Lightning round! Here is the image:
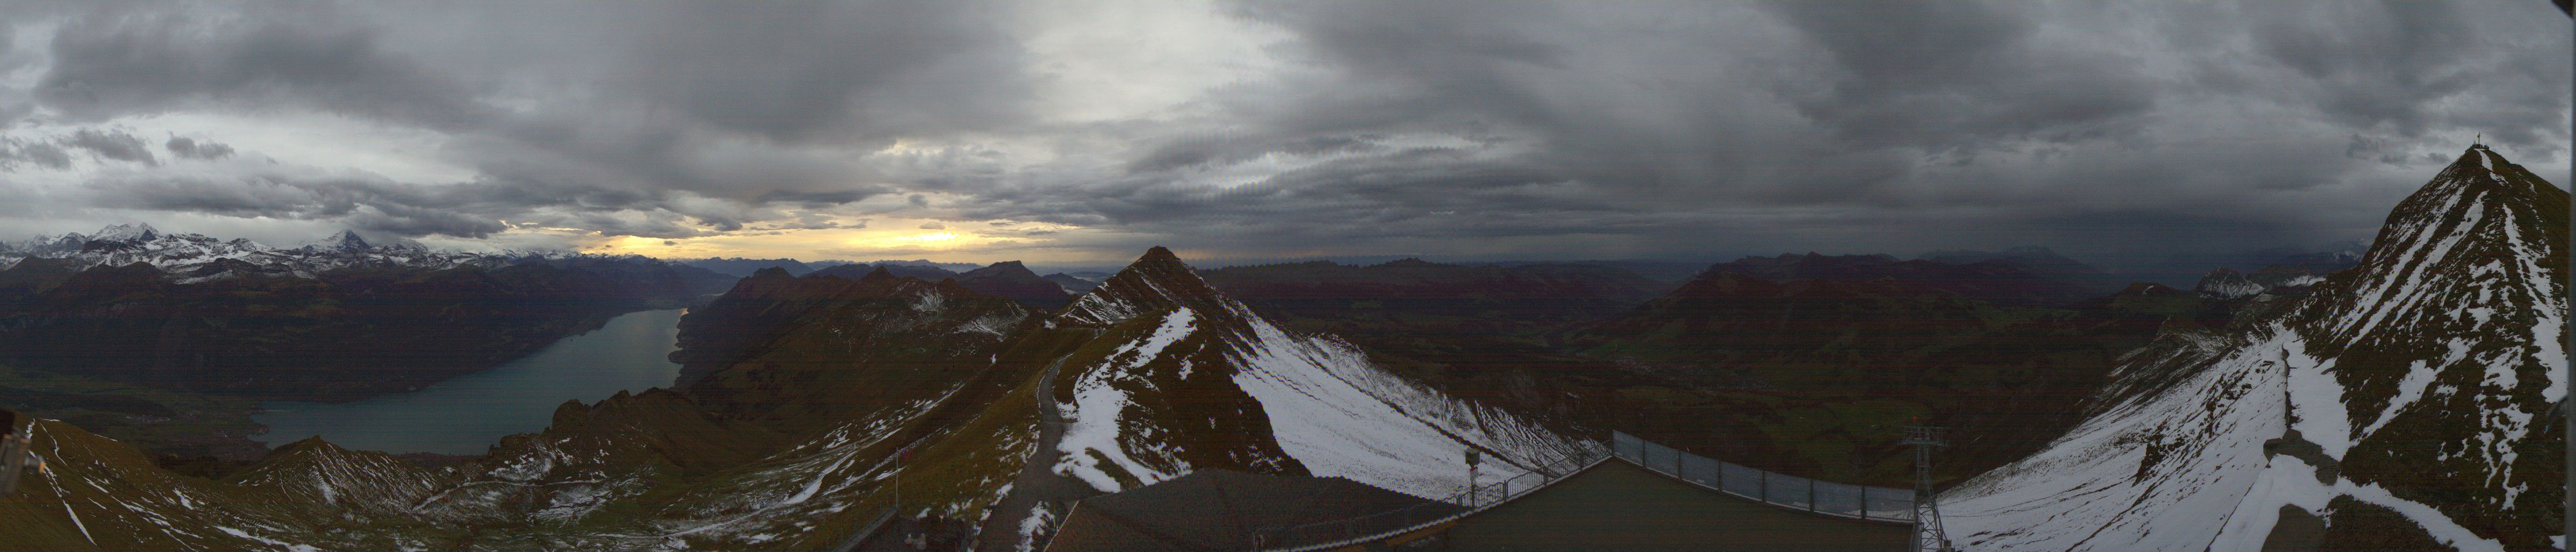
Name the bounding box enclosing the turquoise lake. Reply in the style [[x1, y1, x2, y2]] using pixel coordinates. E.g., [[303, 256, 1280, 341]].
[[252, 308, 688, 454]]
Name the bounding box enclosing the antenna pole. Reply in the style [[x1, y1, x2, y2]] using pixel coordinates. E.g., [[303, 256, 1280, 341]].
[[1903, 426, 1954, 552], [2555, 7, 2576, 544]]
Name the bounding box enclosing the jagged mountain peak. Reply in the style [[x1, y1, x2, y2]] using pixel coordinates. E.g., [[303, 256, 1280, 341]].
[[1943, 143, 2567, 550], [2304, 144, 2566, 343], [311, 229, 373, 251], [2195, 267, 2263, 299], [1058, 246, 1228, 326], [91, 222, 159, 242]]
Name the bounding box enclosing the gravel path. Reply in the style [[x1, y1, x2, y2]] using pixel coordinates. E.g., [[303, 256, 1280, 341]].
[[977, 339, 1101, 551]]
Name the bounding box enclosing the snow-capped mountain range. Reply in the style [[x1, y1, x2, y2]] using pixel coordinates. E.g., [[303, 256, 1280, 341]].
[[1941, 144, 2567, 551], [0, 224, 490, 280], [0, 224, 659, 283]]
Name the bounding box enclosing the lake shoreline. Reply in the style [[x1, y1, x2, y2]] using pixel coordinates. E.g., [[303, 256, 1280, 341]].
[[251, 308, 690, 455]]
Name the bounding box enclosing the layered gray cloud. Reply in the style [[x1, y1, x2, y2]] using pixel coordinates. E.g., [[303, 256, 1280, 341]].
[[164, 137, 234, 160], [0, 0, 2563, 268]]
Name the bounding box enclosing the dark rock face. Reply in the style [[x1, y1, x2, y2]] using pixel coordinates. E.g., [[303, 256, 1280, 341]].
[[1042, 272, 1099, 294], [952, 261, 1073, 309]]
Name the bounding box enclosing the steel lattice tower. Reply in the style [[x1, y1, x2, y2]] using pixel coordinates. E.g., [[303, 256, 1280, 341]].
[[1903, 426, 1955, 552]]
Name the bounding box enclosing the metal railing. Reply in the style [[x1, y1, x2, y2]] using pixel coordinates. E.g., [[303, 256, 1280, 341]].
[[828, 505, 899, 552], [1250, 448, 1609, 551], [1612, 431, 1914, 523]]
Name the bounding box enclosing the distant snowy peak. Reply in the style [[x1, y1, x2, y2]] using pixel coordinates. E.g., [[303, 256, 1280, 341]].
[[301, 230, 430, 253], [2195, 268, 2266, 299], [2191, 267, 2333, 300], [91, 222, 159, 242], [1942, 145, 2566, 551], [305, 230, 373, 252]]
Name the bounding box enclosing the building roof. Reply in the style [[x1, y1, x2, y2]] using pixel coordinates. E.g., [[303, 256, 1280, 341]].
[[1045, 469, 1460, 552]]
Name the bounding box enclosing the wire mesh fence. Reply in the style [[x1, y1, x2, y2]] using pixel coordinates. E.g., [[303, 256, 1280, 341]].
[[1250, 449, 1607, 551], [1611, 431, 1914, 523], [1250, 432, 1909, 550]]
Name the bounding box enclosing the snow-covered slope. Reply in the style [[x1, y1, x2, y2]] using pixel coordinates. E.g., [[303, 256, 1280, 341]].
[[0, 418, 451, 551], [228, 437, 458, 516], [1942, 144, 2567, 551], [1047, 247, 1599, 500]]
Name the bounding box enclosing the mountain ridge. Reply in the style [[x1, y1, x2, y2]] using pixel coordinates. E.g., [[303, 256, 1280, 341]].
[[1942, 145, 2567, 551]]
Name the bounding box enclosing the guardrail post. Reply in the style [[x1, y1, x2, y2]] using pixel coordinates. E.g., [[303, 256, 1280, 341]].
[[1758, 470, 1769, 502], [1807, 478, 1817, 513]]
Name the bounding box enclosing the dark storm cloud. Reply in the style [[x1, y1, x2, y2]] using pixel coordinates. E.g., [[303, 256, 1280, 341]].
[[2, 0, 2565, 265], [60, 128, 156, 164], [81, 173, 487, 236], [164, 136, 234, 160], [2235, 2, 2572, 156], [750, 215, 857, 232], [755, 189, 890, 208], [1010, 0, 2566, 261], [36, 4, 492, 128], [0, 140, 71, 169], [17, 1, 1023, 238], [604, 2, 1029, 143], [1765, 1, 2159, 152]]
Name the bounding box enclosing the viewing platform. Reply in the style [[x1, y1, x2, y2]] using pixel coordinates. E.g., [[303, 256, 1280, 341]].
[[1041, 431, 1913, 551]]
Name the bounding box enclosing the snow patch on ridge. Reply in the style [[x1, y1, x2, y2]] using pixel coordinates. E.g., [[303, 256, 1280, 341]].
[[1053, 308, 1198, 490], [1949, 148, 2566, 549], [1222, 301, 1596, 499], [2279, 337, 2348, 458], [1945, 327, 2510, 551]]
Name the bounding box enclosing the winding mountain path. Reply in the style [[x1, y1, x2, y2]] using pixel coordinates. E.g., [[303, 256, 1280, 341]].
[[979, 334, 1102, 551]]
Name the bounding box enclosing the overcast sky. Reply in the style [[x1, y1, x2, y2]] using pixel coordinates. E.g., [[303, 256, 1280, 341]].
[[0, 1, 2565, 268]]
